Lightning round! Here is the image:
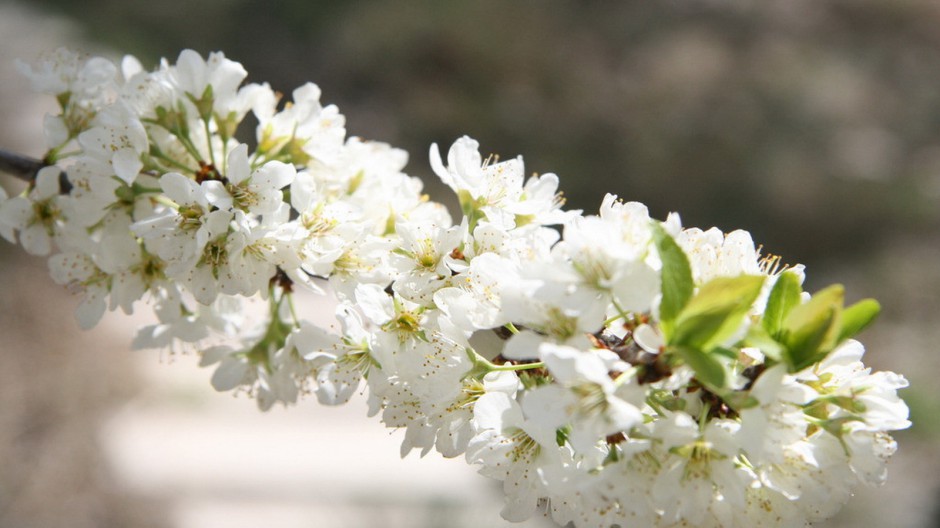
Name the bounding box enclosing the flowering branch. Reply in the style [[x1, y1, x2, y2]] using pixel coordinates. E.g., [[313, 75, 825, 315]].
[[0, 48, 911, 528]]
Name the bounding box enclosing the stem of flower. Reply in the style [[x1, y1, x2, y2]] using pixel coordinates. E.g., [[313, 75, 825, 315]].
[[611, 298, 632, 323], [603, 312, 625, 327], [150, 149, 197, 174], [50, 149, 82, 161], [489, 361, 545, 372], [203, 118, 217, 168], [151, 195, 179, 210], [285, 288, 300, 325], [465, 346, 544, 373], [612, 368, 637, 387]]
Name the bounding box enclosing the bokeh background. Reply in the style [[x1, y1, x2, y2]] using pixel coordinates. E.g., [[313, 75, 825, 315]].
[[1, 1, 939, 527]]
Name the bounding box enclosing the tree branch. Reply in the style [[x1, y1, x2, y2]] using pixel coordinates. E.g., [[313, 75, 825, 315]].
[[0, 148, 45, 182], [0, 148, 71, 193]]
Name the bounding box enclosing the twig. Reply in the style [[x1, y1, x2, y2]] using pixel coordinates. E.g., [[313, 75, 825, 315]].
[[0, 148, 71, 193], [0, 148, 44, 182]]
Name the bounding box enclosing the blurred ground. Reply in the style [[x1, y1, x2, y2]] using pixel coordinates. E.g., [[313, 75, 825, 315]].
[[0, 252, 167, 528], [98, 314, 558, 528], [1, 1, 939, 527]]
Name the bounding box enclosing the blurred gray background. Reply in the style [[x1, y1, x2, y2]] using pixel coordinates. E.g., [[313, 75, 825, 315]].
[[0, 1, 938, 527]]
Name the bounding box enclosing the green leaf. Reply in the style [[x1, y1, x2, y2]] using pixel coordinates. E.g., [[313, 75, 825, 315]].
[[720, 390, 760, 411], [672, 346, 727, 390], [347, 170, 365, 195], [457, 190, 487, 231], [743, 324, 785, 362], [187, 83, 215, 122], [56, 91, 71, 110], [763, 271, 802, 337], [821, 394, 868, 414], [711, 347, 739, 361], [818, 415, 865, 438], [217, 110, 239, 141], [670, 275, 765, 350], [781, 284, 844, 372], [652, 223, 694, 336], [785, 308, 838, 372], [556, 427, 570, 447], [839, 299, 880, 342]]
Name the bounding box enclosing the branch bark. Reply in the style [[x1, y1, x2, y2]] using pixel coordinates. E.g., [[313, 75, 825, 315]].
[[0, 148, 71, 193], [0, 148, 45, 182]]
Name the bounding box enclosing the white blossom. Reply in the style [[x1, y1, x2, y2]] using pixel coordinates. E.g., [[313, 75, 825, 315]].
[[1, 49, 911, 528], [0, 166, 64, 255], [203, 144, 294, 216]]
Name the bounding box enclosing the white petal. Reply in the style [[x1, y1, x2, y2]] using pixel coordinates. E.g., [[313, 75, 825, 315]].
[[253, 160, 295, 190], [0, 197, 33, 230], [355, 283, 394, 324], [473, 391, 522, 431], [202, 180, 232, 210], [43, 115, 69, 147], [501, 331, 547, 361], [315, 361, 361, 405], [160, 172, 202, 205], [211, 358, 250, 391], [34, 166, 62, 199], [226, 144, 251, 184], [20, 225, 52, 256], [112, 148, 143, 184], [175, 49, 207, 95], [76, 289, 107, 330]]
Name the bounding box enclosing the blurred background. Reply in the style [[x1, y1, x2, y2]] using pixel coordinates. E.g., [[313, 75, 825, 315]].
[[1, 0, 939, 526]]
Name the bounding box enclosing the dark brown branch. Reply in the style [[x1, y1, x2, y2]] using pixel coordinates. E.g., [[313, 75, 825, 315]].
[[0, 148, 71, 193], [0, 148, 45, 182]]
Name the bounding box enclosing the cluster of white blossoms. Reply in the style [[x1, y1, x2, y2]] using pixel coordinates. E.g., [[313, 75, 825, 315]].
[[0, 49, 910, 527]]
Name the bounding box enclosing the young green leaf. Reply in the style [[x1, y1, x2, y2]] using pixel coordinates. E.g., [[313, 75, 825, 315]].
[[672, 345, 727, 390], [711, 347, 739, 361], [458, 190, 488, 231], [743, 324, 785, 363], [669, 275, 765, 351], [781, 284, 844, 372], [651, 222, 693, 335], [785, 307, 838, 372], [763, 271, 802, 337], [721, 390, 760, 412], [839, 298, 880, 342]]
